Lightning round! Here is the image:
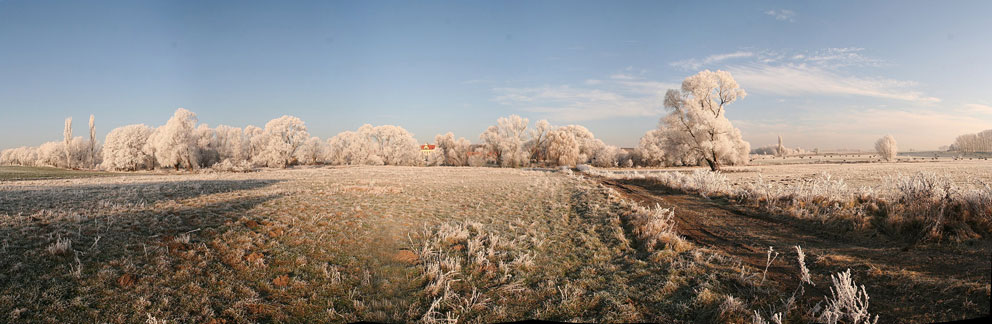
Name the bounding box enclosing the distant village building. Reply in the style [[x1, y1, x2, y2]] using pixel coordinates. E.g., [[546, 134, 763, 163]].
[[419, 144, 436, 161]]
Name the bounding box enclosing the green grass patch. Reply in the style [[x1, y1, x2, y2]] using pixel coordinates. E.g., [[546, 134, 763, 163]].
[[0, 165, 121, 181]]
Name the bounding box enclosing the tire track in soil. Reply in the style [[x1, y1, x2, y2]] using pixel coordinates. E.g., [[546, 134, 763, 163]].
[[593, 176, 991, 323]]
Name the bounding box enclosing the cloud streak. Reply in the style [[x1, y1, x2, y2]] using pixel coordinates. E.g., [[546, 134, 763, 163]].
[[670, 51, 754, 70], [765, 9, 796, 22], [728, 63, 940, 103], [493, 76, 679, 122]]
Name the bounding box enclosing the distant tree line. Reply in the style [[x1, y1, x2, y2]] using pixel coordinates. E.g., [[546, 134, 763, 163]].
[[949, 129, 992, 153], [2, 70, 759, 171]]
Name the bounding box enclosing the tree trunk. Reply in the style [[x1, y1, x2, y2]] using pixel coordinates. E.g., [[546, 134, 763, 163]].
[[705, 158, 720, 171]]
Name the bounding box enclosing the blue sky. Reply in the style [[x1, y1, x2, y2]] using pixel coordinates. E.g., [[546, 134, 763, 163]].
[[1, 0, 990, 151]]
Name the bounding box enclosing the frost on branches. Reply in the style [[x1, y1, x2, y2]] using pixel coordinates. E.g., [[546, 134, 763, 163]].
[[874, 135, 897, 161], [255, 115, 310, 168], [146, 108, 199, 170], [101, 124, 154, 171], [651, 70, 751, 171], [325, 124, 420, 166]]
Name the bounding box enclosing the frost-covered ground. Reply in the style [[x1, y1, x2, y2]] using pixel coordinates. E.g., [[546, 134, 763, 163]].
[[0, 166, 794, 323], [1, 164, 987, 322], [603, 159, 992, 192]]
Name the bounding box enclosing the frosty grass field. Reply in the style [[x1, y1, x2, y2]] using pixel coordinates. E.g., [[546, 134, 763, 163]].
[[0, 160, 989, 323]]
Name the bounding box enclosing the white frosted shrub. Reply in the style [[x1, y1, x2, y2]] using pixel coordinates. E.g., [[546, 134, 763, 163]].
[[591, 145, 621, 167], [818, 269, 878, 324], [792, 172, 851, 203], [683, 169, 732, 198], [636, 129, 666, 166], [625, 203, 682, 252], [893, 171, 954, 202]]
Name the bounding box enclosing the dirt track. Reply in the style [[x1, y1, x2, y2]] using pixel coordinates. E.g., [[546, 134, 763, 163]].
[[596, 177, 991, 323]]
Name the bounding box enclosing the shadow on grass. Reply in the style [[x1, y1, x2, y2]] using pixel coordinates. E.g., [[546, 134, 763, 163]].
[[0, 179, 283, 215], [0, 187, 286, 322], [0, 179, 284, 289]]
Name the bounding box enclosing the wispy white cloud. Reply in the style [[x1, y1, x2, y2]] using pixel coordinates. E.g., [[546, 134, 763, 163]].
[[728, 63, 940, 103], [765, 9, 796, 22], [802, 47, 883, 68], [670, 51, 754, 70], [493, 74, 679, 121], [609, 73, 636, 80]]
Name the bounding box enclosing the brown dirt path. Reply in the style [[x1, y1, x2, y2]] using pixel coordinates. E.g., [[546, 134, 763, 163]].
[[596, 177, 991, 323]]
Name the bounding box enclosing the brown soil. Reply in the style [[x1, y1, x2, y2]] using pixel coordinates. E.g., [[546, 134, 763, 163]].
[[597, 177, 991, 323]]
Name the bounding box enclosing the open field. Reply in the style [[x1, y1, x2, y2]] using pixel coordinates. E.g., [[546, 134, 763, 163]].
[[0, 165, 124, 181], [603, 159, 992, 191], [749, 152, 992, 166], [1, 164, 989, 322]]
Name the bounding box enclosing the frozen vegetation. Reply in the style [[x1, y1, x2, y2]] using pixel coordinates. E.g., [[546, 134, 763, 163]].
[[3, 166, 957, 322]]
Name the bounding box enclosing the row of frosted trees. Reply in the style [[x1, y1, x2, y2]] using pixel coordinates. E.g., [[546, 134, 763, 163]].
[[0, 116, 99, 169], [950, 129, 992, 153], [2, 70, 759, 171]]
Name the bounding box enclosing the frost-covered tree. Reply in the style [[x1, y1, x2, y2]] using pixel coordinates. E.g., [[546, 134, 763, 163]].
[[435, 132, 471, 166], [325, 124, 418, 166], [255, 115, 309, 167], [776, 135, 786, 157], [294, 136, 325, 165], [656, 70, 751, 171], [244, 125, 265, 162], [88, 115, 97, 168], [592, 145, 622, 167], [38, 141, 64, 167], [637, 129, 666, 166], [63, 117, 73, 169], [194, 124, 221, 167], [875, 135, 897, 161], [951, 129, 992, 153], [146, 108, 199, 170], [751, 145, 778, 155], [467, 146, 491, 167], [215, 125, 248, 163], [547, 128, 579, 167], [527, 119, 553, 163], [480, 115, 530, 167], [425, 144, 445, 166], [556, 125, 603, 164], [326, 125, 382, 166], [370, 125, 420, 165], [101, 124, 154, 171], [1, 147, 39, 166]]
